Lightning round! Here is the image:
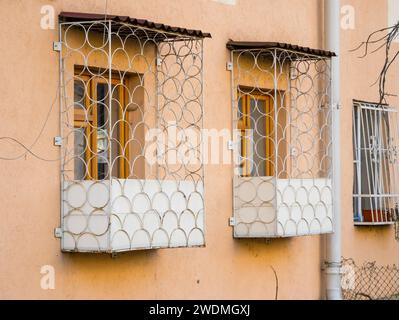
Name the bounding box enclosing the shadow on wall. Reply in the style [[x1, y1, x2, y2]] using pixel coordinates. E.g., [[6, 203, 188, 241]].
[[61, 247, 158, 265], [233, 236, 293, 252]]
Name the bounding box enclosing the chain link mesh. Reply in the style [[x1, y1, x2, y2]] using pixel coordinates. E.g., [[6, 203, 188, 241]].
[[341, 258, 399, 300]]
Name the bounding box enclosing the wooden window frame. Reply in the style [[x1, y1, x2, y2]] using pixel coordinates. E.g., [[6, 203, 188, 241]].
[[74, 72, 130, 180], [239, 92, 275, 177]]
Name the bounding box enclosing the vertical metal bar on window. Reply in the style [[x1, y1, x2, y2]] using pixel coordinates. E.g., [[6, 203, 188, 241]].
[[353, 104, 362, 221], [230, 50, 235, 177], [273, 49, 278, 179], [382, 108, 388, 221], [357, 106, 362, 220], [390, 111, 399, 220], [107, 19, 112, 251], [377, 108, 382, 220], [362, 107, 374, 221], [372, 108, 378, 222], [155, 43, 160, 180], [59, 23, 65, 248], [199, 39, 206, 242], [386, 110, 392, 220]]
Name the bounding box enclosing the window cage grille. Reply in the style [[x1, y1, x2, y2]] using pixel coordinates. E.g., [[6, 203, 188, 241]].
[[58, 13, 210, 253], [227, 42, 335, 238], [352, 100, 399, 225]]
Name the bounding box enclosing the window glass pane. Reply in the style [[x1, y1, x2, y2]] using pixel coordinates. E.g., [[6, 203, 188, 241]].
[[96, 83, 109, 180], [238, 96, 245, 176], [73, 79, 126, 180], [96, 82, 121, 179], [238, 94, 275, 178], [74, 128, 86, 180], [73, 80, 87, 180], [74, 81, 85, 106], [110, 86, 121, 178], [250, 98, 266, 177]]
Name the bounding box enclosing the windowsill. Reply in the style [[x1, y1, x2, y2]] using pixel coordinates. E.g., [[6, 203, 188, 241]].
[[354, 222, 395, 226]]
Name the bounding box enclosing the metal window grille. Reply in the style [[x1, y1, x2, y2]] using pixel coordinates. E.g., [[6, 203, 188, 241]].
[[59, 17, 208, 253], [352, 100, 399, 225], [229, 45, 334, 238]]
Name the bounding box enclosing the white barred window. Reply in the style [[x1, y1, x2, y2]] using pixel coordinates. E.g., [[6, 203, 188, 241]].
[[353, 100, 399, 225]]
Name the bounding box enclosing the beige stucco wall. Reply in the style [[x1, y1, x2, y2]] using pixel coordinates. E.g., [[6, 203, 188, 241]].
[[340, 0, 399, 265], [0, 0, 398, 299]]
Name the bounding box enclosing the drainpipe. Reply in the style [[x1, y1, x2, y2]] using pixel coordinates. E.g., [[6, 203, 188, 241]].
[[324, 0, 342, 300]]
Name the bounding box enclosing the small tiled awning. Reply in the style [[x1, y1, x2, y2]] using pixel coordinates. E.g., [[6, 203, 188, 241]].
[[226, 41, 336, 58], [59, 12, 212, 39]]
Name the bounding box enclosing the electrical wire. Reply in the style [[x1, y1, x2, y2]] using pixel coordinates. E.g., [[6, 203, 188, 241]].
[[0, 0, 110, 162], [0, 86, 60, 161]]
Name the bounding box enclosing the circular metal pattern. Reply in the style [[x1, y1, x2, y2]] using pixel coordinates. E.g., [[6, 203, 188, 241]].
[[87, 182, 109, 208], [232, 48, 333, 238], [237, 180, 257, 203], [65, 183, 87, 208], [60, 20, 205, 252]]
